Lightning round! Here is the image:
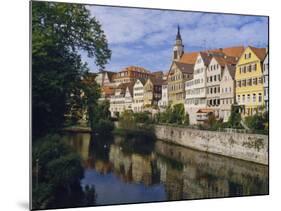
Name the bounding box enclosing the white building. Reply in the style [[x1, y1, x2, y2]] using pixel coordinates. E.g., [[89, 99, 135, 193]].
[[263, 52, 269, 111], [185, 52, 212, 124], [109, 83, 131, 117], [124, 83, 134, 111], [95, 70, 116, 87], [132, 79, 146, 112], [158, 80, 168, 111], [219, 65, 236, 122], [206, 55, 237, 118]]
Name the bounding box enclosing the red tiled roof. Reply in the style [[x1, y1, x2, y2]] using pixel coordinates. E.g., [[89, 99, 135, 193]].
[[249, 46, 267, 61]]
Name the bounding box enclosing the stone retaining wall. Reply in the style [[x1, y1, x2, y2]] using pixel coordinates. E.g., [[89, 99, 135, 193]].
[[154, 125, 268, 165]]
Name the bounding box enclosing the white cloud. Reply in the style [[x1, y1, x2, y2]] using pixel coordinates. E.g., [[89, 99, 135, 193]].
[[84, 5, 268, 72]]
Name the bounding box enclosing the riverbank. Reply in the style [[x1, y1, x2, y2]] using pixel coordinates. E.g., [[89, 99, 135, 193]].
[[154, 124, 268, 165], [63, 123, 268, 165]]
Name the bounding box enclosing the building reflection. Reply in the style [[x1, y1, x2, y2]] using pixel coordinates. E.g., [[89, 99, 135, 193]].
[[155, 141, 268, 200], [65, 132, 268, 202]]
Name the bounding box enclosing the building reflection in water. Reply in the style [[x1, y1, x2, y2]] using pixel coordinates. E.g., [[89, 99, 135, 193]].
[[64, 132, 268, 204]]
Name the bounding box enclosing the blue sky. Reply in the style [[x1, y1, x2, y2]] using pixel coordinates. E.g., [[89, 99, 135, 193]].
[[82, 5, 268, 73]]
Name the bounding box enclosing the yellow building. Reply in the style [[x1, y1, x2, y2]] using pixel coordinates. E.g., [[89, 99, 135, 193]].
[[235, 46, 267, 116]]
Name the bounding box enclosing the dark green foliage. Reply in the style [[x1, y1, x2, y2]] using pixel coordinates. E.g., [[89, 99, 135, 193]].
[[119, 110, 136, 130], [156, 103, 186, 125], [90, 100, 114, 134], [245, 113, 268, 131], [32, 134, 91, 209], [32, 1, 111, 137], [95, 119, 114, 135], [227, 105, 243, 129], [184, 113, 190, 126], [133, 111, 152, 123]]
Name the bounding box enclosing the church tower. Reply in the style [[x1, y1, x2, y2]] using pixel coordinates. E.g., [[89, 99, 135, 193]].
[[173, 25, 184, 61]]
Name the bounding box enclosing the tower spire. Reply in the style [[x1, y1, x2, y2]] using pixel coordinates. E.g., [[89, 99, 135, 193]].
[[173, 25, 184, 61], [176, 25, 182, 40]]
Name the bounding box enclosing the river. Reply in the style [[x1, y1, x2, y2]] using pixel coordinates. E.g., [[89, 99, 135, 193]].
[[63, 132, 268, 206]]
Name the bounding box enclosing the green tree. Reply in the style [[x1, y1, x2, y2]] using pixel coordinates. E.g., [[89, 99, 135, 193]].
[[227, 105, 242, 129], [245, 114, 267, 131], [32, 1, 111, 137], [184, 113, 190, 125]]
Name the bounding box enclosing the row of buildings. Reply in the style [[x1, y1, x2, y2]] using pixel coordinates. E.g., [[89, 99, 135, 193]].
[[94, 27, 269, 124]]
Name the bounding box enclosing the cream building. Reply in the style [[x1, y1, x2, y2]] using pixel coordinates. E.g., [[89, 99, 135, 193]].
[[185, 52, 212, 124], [109, 83, 133, 117], [219, 65, 236, 122], [132, 79, 146, 112], [143, 77, 163, 108], [124, 84, 134, 111], [263, 52, 269, 111]]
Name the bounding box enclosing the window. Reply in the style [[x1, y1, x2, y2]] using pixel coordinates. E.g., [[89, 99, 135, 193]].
[[247, 94, 250, 102], [242, 80, 246, 87], [258, 77, 263, 84], [214, 75, 216, 81], [253, 94, 256, 102], [253, 64, 257, 71], [237, 81, 241, 87], [258, 93, 262, 102], [253, 78, 257, 85], [247, 78, 252, 86], [237, 95, 240, 103], [210, 76, 213, 82], [242, 95, 245, 103]]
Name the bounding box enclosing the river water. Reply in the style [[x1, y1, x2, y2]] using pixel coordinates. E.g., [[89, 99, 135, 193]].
[[63, 132, 268, 206]]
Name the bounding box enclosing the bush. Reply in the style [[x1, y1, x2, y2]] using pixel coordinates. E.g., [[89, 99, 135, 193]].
[[119, 110, 136, 130], [133, 111, 152, 123], [32, 134, 86, 209], [157, 103, 186, 125], [227, 105, 243, 129], [245, 113, 267, 131], [95, 119, 114, 135], [184, 113, 190, 125]]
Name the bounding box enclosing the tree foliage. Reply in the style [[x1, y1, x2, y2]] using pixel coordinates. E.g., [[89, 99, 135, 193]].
[[32, 1, 111, 137], [227, 105, 243, 129], [156, 103, 186, 124]]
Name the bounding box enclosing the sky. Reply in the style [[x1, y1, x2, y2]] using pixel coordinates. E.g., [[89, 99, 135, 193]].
[[81, 5, 268, 73]]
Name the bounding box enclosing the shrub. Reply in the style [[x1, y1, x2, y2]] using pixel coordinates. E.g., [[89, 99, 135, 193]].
[[133, 111, 152, 123], [245, 113, 267, 131], [95, 119, 114, 135]]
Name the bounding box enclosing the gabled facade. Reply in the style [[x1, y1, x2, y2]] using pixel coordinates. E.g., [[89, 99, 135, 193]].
[[95, 71, 116, 87], [143, 77, 163, 108], [124, 84, 134, 111], [167, 62, 193, 106], [263, 52, 269, 111], [219, 65, 236, 122], [132, 79, 146, 112], [109, 83, 134, 117], [235, 46, 267, 116], [185, 52, 211, 124], [206, 55, 237, 117]]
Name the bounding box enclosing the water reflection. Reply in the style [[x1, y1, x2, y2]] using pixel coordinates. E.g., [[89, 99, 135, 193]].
[[63, 132, 268, 205]]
